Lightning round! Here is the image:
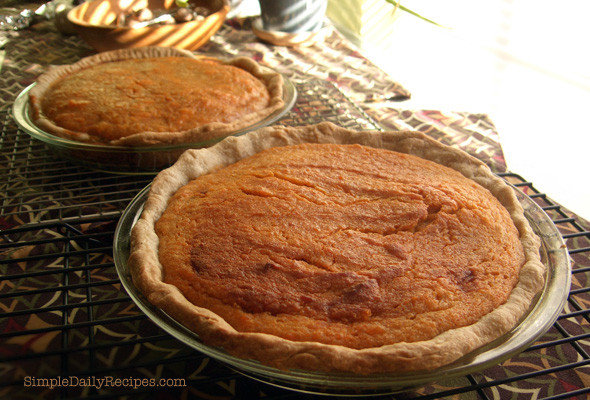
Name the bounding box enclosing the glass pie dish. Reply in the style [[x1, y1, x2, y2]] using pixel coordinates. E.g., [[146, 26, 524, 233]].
[[12, 74, 297, 175], [113, 183, 571, 396]]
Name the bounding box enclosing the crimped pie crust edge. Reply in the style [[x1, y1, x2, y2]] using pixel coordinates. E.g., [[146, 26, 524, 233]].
[[128, 122, 545, 374], [29, 46, 285, 146]]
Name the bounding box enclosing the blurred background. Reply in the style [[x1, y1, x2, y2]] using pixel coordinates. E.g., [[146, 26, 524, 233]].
[[235, 0, 590, 220], [352, 0, 590, 221]]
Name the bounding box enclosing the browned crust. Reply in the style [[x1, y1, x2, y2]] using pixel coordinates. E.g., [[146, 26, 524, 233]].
[[128, 122, 545, 374], [29, 46, 285, 146]]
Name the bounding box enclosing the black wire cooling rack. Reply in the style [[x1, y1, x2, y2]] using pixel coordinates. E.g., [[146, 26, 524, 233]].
[[1, 80, 590, 400]]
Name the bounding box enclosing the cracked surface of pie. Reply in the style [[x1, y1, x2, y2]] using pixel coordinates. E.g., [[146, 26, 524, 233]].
[[156, 143, 526, 349]]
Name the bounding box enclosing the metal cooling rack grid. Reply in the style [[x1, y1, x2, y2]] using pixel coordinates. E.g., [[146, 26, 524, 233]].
[[1, 79, 589, 400]]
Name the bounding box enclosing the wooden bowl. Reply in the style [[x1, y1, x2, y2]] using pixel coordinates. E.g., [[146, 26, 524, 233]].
[[67, 0, 229, 52]]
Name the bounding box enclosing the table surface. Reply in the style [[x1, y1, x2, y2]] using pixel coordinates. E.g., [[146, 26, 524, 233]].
[[1, 4, 590, 400]]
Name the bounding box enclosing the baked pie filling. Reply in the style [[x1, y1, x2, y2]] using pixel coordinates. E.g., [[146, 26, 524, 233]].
[[158, 143, 524, 348]]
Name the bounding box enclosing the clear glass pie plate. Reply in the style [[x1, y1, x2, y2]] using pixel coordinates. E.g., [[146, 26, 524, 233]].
[[12, 74, 297, 175], [113, 183, 571, 396]]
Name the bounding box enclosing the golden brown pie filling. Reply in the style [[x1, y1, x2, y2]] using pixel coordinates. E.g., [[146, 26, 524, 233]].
[[156, 143, 526, 350]]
